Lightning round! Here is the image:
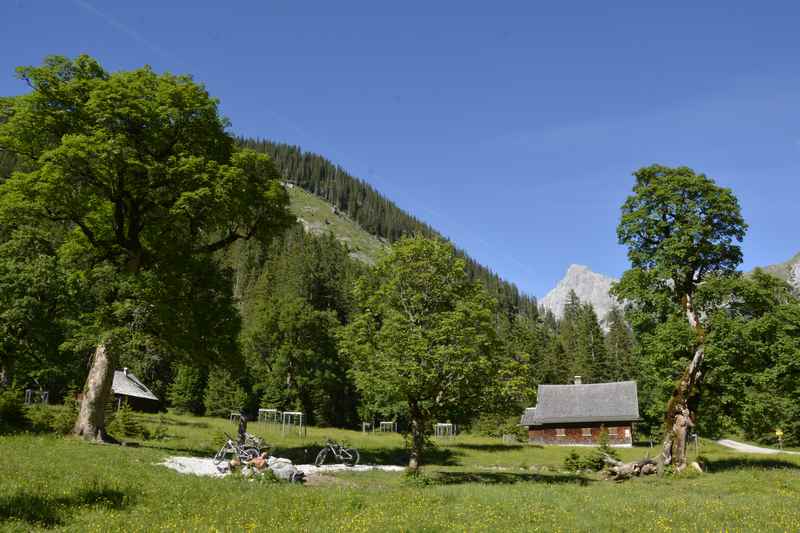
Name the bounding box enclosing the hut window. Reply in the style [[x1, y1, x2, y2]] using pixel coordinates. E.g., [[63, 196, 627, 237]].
[[581, 427, 592, 437], [607, 427, 618, 436], [555, 428, 566, 437]]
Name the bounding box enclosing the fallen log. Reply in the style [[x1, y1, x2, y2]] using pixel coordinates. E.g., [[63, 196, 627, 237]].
[[602, 453, 658, 481]]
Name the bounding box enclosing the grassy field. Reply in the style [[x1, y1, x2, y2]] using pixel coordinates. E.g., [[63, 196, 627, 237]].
[[1, 411, 799, 532]]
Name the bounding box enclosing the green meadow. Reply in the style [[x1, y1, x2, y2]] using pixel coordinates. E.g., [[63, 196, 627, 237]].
[[1, 411, 799, 532]]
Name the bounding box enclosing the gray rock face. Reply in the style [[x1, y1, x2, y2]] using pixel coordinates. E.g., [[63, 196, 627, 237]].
[[540, 264, 618, 322], [790, 261, 800, 290], [758, 251, 800, 291]]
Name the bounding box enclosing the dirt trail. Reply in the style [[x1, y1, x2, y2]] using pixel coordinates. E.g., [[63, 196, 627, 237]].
[[716, 439, 800, 455]]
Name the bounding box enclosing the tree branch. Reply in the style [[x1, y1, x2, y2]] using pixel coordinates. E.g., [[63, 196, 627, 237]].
[[194, 224, 257, 254]]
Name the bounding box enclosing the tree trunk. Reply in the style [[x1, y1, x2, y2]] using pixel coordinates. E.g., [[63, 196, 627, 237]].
[[602, 454, 658, 480], [408, 401, 425, 472], [0, 359, 11, 388], [660, 292, 704, 471], [73, 344, 116, 442]]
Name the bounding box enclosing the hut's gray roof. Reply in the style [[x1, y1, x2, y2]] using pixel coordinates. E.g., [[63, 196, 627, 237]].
[[520, 408, 536, 426], [112, 369, 158, 401], [522, 381, 639, 425]]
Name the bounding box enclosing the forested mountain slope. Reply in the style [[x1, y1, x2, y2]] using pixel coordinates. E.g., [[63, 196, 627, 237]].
[[239, 138, 538, 320]]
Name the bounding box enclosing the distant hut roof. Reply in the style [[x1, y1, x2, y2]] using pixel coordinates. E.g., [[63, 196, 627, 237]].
[[523, 381, 639, 425], [520, 407, 536, 426], [112, 368, 158, 401]]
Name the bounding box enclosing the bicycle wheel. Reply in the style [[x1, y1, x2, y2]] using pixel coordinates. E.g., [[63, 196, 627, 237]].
[[240, 447, 259, 462], [314, 448, 329, 467], [344, 448, 359, 466], [212, 445, 228, 465]]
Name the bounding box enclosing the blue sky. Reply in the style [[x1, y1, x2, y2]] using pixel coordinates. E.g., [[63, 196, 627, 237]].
[[2, 1, 799, 297]]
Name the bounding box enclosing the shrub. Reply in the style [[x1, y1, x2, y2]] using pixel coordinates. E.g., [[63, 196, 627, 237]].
[[149, 414, 169, 440], [583, 427, 620, 471], [25, 404, 55, 432], [471, 413, 527, 440], [0, 387, 26, 432], [107, 401, 146, 439], [563, 450, 583, 472], [49, 392, 79, 434], [402, 469, 434, 487]]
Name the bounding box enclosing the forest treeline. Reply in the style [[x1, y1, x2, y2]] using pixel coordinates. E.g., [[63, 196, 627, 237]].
[[3, 132, 799, 445], [238, 138, 538, 321], [4, 132, 800, 446]]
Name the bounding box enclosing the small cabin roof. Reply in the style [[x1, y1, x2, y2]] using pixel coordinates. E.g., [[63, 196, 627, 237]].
[[111, 369, 158, 401], [522, 381, 639, 425]]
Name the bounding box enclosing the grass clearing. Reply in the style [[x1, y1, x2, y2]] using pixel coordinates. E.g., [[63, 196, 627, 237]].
[[1, 411, 799, 531], [288, 185, 386, 264]]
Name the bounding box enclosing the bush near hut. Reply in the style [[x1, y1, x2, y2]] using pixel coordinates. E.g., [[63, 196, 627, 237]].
[[0, 387, 26, 432]]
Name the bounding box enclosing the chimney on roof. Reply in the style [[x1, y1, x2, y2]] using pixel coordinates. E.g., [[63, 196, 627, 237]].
[[574, 375, 582, 385], [123, 367, 128, 376]]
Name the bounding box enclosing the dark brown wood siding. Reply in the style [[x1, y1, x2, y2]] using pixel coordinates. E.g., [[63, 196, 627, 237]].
[[527, 422, 633, 446]]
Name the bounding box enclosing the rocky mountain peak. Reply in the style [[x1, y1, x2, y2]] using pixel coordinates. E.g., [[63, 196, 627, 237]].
[[540, 264, 618, 322]]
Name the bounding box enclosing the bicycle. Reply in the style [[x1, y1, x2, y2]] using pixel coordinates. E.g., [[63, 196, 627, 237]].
[[314, 439, 359, 466], [212, 432, 262, 465]]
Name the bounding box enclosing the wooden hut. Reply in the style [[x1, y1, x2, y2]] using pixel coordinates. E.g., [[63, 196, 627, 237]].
[[112, 367, 159, 412], [521, 378, 639, 447]]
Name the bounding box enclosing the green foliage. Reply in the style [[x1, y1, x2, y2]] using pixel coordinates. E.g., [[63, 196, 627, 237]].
[[0, 225, 76, 395], [203, 368, 247, 418], [563, 450, 583, 472], [149, 414, 169, 441], [557, 291, 609, 383], [699, 271, 800, 445], [603, 306, 636, 381], [340, 236, 501, 466], [613, 164, 748, 442], [167, 364, 206, 415], [24, 404, 55, 432], [241, 227, 361, 427], [50, 393, 80, 434], [615, 164, 747, 305], [470, 413, 527, 440], [561, 431, 619, 472], [402, 469, 435, 487], [0, 55, 294, 431], [107, 401, 146, 440], [0, 387, 25, 432]]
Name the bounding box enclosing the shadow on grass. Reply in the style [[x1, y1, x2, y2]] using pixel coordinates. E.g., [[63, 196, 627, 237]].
[[272, 445, 461, 466], [431, 470, 593, 486], [138, 416, 209, 429], [449, 443, 525, 452], [139, 442, 216, 457], [0, 483, 133, 528], [704, 457, 800, 473]]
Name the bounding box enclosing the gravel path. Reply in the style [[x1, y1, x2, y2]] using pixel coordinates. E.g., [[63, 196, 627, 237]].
[[296, 464, 405, 475], [717, 439, 800, 455], [158, 456, 405, 478], [159, 456, 229, 477]]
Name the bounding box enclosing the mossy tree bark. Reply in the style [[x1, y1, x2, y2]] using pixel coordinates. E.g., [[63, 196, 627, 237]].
[[660, 294, 703, 471]]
